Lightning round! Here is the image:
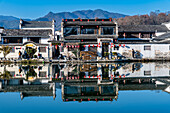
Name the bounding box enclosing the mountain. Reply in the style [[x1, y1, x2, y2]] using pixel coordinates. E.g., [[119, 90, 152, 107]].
[[36, 9, 128, 30], [0, 15, 31, 29], [0, 9, 127, 29]]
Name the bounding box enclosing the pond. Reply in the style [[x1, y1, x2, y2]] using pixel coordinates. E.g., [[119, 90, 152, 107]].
[[0, 62, 169, 113]]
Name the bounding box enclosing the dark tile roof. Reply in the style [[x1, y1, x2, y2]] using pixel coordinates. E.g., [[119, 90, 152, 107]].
[[64, 21, 116, 26], [65, 35, 97, 40], [152, 32, 170, 41], [22, 21, 52, 28], [2, 29, 52, 37], [119, 25, 169, 33], [64, 35, 117, 40]]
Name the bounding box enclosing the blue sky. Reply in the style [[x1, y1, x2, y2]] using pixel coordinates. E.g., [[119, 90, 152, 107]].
[[0, 0, 170, 19]]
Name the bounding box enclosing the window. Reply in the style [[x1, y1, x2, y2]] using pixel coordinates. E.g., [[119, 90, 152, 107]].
[[144, 46, 151, 50], [64, 27, 78, 35], [4, 37, 23, 43], [81, 28, 97, 34], [39, 47, 46, 53], [9, 71, 15, 76], [103, 27, 114, 35], [144, 71, 151, 75], [39, 71, 47, 77], [11, 47, 15, 53]]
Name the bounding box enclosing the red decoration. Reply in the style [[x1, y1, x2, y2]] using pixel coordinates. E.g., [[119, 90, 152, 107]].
[[88, 19, 89, 21], [93, 45, 94, 47], [82, 26, 83, 28], [111, 46, 113, 48], [99, 43, 100, 45], [119, 44, 121, 47], [78, 45, 80, 48], [84, 45, 86, 47], [66, 46, 68, 48], [111, 43, 113, 45], [115, 39, 117, 42], [123, 44, 125, 47], [81, 40, 83, 42], [114, 45, 116, 47], [88, 45, 90, 47], [55, 45, 57, 49], [97, 45, 99, 47], [72, 45, 74, 48], [95, 19, 97, 22], [65, 19, 67, 21], [102, 19, 104, 21], [97, 26, 98, 28], [73, 19, 75, 21], [80, 19, 82, 21], [110, 19, 112, 21]]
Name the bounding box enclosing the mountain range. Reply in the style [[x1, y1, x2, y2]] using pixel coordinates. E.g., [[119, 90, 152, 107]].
[[0, 9, 127, 30]]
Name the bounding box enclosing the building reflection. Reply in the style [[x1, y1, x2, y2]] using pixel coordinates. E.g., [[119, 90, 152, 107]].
[[0, 63, 170, 101]]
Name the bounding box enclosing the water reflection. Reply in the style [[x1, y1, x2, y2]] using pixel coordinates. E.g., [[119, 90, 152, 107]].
[[0, 62, 170, 101]]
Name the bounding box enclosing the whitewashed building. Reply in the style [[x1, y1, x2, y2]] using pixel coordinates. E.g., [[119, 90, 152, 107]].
[[0, 19, 55, 60]]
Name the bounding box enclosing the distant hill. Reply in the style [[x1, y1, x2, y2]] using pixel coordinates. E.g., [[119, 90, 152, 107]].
[[0, 9, 127, 29], [36, 9, 128, 30]]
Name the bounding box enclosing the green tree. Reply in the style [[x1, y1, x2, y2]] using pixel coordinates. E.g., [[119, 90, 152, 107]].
[[0, 65, 12, 79], [25, 47, 37, 58], [0, 45, 12, 59]]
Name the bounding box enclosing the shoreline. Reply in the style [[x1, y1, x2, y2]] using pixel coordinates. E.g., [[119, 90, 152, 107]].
[[0, 58, 170, 64]]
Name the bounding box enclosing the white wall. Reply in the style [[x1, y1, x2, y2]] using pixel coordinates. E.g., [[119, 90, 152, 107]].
[[40, 38, 49, 44], [116, 44, 170, 59]]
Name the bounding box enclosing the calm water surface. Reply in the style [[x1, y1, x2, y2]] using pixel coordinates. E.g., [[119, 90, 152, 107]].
[[0, 63, 170, 113]]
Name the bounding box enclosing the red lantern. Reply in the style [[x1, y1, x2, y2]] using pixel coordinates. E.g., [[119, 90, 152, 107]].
[[65, 19, 67, 21], [110, 19, 112, 21], [114, 45, 116, 47], [123, 44, 125, 47], [88, 19, 89, 22], [111, 43, 113, 45], [78, 45, 80, 48], [84, 45, 86, 47], [80, 19, 82, 21], [72, 45, 74, 48], [102, 19, 104, 21], [55, 45, 57, 49], [82, 26, 83, 28], [111, 46, 113, 48], [73, 19, 75, 21], [115, 39, 117, 42], [81, 40, 83, 42], [95, 19, 97, 22], [119, 44, 121, 47], [97, 45, 99, 47], [88, 45, 90, 47], [93, 45, 94, 47], [99, 43, 100, 45]]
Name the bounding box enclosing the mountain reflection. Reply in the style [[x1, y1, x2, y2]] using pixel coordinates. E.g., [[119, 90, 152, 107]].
[[0, 62, 170, 101]]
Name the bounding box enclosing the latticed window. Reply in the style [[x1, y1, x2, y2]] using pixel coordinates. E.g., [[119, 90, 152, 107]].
[[11, 47, 15, 53], [103, 27, 114, 35], [39, 47, 46, 53], [144, 46, 151, 50], [39, 71, 47, 77]]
